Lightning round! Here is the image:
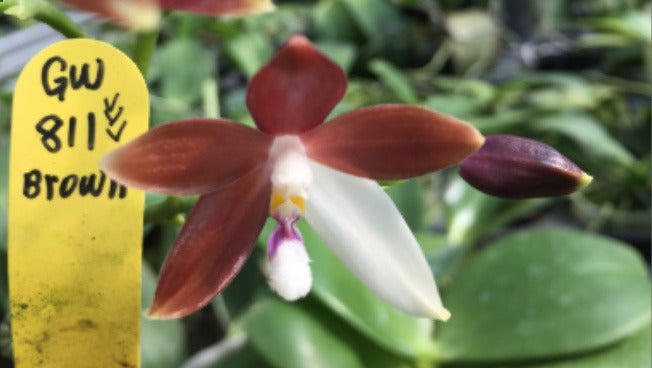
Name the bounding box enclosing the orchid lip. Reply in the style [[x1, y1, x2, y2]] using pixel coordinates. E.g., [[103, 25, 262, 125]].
[[266, 218, 312, 301]]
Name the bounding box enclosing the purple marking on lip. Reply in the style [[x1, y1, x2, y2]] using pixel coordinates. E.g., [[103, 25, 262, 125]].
[[267, 216, 302, 259]]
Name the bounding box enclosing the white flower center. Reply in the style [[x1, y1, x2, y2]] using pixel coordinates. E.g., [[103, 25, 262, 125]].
[[269, 136, 312, 220]]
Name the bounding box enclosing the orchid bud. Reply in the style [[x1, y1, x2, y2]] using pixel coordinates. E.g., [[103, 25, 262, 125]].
[[459, 135, 592, 199]]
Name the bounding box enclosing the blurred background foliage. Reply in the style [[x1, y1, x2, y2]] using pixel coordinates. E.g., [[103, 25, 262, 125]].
[[0, 0, 651, 367]]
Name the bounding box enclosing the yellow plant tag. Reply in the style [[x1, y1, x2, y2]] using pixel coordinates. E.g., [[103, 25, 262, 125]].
[[9, 39, 148, 367]]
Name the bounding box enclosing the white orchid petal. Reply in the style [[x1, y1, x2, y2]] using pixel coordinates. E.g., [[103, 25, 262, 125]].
[[305, 161, 450, 320]]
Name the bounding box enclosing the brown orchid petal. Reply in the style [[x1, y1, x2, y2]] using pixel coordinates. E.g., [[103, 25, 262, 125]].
[[302, 104, 485, 180], [158, 0, 275, 15], [101, 118, 272, 195], [246, 35, 347, 135], [61, 0, 161, 31], [147, 166, 271, 319]]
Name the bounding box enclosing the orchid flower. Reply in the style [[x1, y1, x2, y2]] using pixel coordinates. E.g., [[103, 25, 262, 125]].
[[101, 35, 484, 321], [61, 0, 274, 31]]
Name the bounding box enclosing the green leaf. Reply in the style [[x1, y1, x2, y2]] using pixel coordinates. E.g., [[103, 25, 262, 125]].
[[222, 88, 255, 126], [224, 33, 273, 79], [299, 298, 421, 368], [156, 39, 214, 104], [244, 299, 363, 368], [533, 113, 635, 166], [149, 96, 198, 127], [467, 108, 541, 135], [315, 41, 357, 73], [437, 228, 652, 363], [416, 232, 464, 281], [386, 178, 424, 231], [421, 95, 484, 118], [212, 343, 272, 368], [369, 59, 419, 103], [141, 262, 185, 368], [259, 220, 435, 358], [312, 0, 364, 42], [588, 11, 652, 41], [521, 324, 651, 368], [445, 175, 551, 245], [340, 0, 407, 43]]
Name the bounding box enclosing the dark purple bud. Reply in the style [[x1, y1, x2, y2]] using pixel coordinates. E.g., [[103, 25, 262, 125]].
[[459, 135, 592, 199]]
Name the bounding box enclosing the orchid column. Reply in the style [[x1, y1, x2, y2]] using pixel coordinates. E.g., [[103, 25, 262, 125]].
[[102, 35, 484, 321]]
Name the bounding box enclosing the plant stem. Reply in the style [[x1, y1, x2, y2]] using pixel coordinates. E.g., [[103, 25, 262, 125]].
[[32, 2, 88, 38], [202, 78, 220, 118], [211, 296, 231, 330], [180, 332, 247, 368], [134, 30, 159, 76], [2, 0, 87, 38], [144, 196, 198, 224]]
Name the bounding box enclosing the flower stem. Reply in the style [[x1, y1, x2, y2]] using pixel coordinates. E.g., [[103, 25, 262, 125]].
[[211, 295, 231, 330], [144, 196, 197, 224], [180, 332, 247, 368], [133, 30, 159, 76], [33, 2, 88, 38], [3, 0, 87, 38], [202, 78, 220, 118], [2, 0, 87, 38]]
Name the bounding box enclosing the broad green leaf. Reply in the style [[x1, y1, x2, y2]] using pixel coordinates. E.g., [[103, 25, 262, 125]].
[[522, 323, 651, 368], [369, 59, 419, 104], [141, 262, 185, 368], [212, 343, 272, 368], [444, 175, 551, 245], [156, 39, 214, 104], [258, 220, 435, 358], [438, 228, 652, 362], [416, 232, 464, 281], [244, 299, 363, 368], [533, 113, 634, 165], [224, 33, 273, 78], [301, 298, 421, 368], [386, 178, 424, 231]]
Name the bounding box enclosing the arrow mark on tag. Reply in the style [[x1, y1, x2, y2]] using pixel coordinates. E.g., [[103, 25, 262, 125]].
[[104, 93, 128, 142]]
